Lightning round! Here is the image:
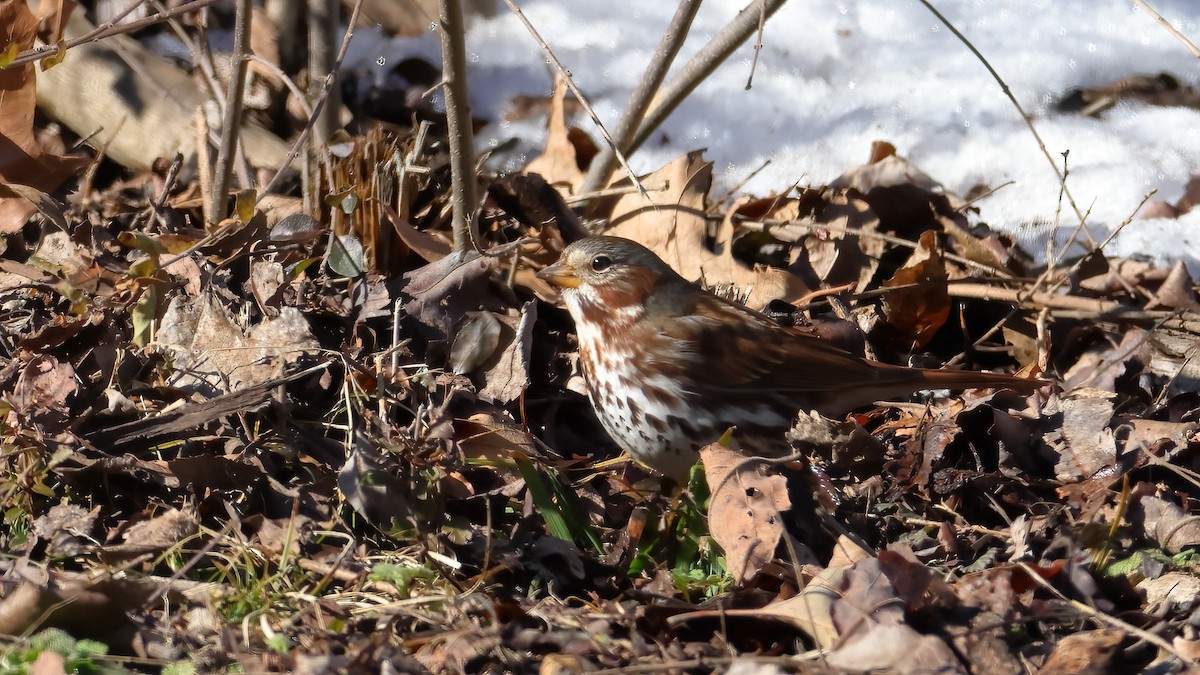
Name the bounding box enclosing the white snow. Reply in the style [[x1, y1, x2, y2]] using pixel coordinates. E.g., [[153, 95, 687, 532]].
[[347, 1, 1200, 269]]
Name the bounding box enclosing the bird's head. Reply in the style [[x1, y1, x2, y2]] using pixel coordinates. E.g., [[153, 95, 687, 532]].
[[537, 236, 686, 323]]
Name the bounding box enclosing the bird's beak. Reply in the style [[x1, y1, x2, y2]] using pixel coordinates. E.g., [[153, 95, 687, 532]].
[[536, 260, 581, 289]]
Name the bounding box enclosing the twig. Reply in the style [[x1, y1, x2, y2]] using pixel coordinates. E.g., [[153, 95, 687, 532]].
[[628, 0, 788, 155], [6, 0, 222, 68], [1016, 562, 1195, 663], [502, 0, 645, 199], [257, 0, 365, 202], [207, 0, 251, 225], [947, 282, 1118, 314], [578, 0, 702, 196], [947, 189, 1155, 366], [740, 216, 1013, 278], [916, 0, 1092, 243], [743, 0, 767, 90], [439, 0, 478, 254], [711, 159, 775, 210], [1132, 0, 1200, 59]]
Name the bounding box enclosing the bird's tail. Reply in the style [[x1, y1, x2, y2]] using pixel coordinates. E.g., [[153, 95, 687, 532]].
[[911, 367, 1045, 393]]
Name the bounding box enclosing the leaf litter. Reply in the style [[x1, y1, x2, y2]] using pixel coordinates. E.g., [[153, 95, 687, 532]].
[[0, 4, 1198, 674]]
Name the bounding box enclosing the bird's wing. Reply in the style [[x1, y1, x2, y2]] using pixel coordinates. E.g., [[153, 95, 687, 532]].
[[656, 291, 914, 398]]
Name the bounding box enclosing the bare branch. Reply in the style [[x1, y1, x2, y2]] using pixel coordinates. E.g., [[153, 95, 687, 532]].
[[207, 0, 251, 225], [578, 0, 702, 196], [438, 0, 479, 254], [628, 0, 788, 155]]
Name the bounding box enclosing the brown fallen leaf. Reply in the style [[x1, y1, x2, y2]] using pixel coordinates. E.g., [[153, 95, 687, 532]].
[[1128, 491, 1200, 554], [156, 293, 319, 395], [1037, 629, 1123, 675], [771, 189, 884, 295], [1043, 389, 1117, 482], [11, 354, 77, 416], [33, 501, 98, 558], [700, 442, 791, 584], [0, 0, 87, 233], [522, 77, 592, 194], [880, 230, 950, 350], [606, 151, 806, 310], [476, 301, 535, 404], [402, 249, 497, 334]]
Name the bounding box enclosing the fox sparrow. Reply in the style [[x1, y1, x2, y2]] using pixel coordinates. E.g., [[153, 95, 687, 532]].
[[538, 236, 1041, 478]]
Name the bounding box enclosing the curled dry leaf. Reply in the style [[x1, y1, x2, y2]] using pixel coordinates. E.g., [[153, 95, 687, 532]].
[[402, 249, 497, 334], [477, 301, 536, 404], [771, 190, 883, 294], [33, 502, 99, 558], [1128, 492, 1200, 554], [1137, 571, 1200, 610], [0, 0, 87, 233], [606, 151, 806, 310], [831, 153, 945, 196], [453, 411, 539, 463], [1037, 629, 1123, 675], [742, 545, 964, 674], [700, 443, 790, 584], [825, 558, 965, 674], [881, 230, 950, 350], [451, 302, 536, 404]]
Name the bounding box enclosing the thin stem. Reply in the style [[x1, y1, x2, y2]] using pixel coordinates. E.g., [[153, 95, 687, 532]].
[[502, 0, 644, 198], [257, 0, 365, 202], [207, 0, 251, 225], [6, 0, 222, 68], [628, 0, 788, 155], [578, 0, 702, 196], [916, 0, 1092, 243], [1132, 0, 1200, 59], [439, 0, 478, 254]]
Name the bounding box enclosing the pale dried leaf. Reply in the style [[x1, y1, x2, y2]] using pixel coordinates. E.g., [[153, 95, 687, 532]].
[[606, 153, 805, 310], [477, 301, 535, 404], [1045, 389, 1116, 481], [1137, 571, 1200, 610], [701, 443, 790, 583], [157, 293, 318, 394], [522, 77, 586, 193], [1129, 494, 1200, 554], [12, 354, 77, 414]]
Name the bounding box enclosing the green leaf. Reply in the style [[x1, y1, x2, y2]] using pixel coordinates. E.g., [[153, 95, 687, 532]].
[[327, 233, 365, 277], [513, 455, 574, 544], [131, 283, 159, 347]]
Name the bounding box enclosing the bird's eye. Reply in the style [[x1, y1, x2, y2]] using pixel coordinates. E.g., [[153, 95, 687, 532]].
[[590, 255, 613, 272]]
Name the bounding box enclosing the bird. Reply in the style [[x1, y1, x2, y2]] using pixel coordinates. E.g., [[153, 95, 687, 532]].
[[537, 236, 1043, 478]]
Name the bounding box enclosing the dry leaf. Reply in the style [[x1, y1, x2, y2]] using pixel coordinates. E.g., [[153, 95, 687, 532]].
[[881, 230, 950, 349], [11, 354, 77, 415], [0, 0, 86, 232], [785, 190, 884, 294], [522, 77, 588, 193], [156, 293, 318, 395], [476, 301, 535, 404], [1043, 389, 1116, 482], [701, 443, 790, 584], [606, 152, 806, 309], [1128, 493, 1200, 554], [1037, 629, 1122, 675], [402, 249, 496, 334]]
